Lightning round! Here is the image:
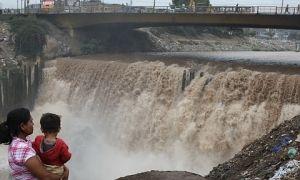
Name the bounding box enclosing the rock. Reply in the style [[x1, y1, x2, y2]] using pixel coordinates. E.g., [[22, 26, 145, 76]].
[[117, 171, 206, 180]]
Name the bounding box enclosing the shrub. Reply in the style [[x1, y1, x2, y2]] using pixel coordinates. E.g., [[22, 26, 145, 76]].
[[80, 39, 100, 54], [252, 47, 261, 51]]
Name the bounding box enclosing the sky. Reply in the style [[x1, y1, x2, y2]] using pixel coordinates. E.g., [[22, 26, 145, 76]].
[[1, 0, 300, 8]]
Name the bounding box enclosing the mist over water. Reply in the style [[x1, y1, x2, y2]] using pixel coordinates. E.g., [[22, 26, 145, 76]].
[[2, 54, 300, 179], [32, 102, 193, 179], [32, 59, 201, 179]]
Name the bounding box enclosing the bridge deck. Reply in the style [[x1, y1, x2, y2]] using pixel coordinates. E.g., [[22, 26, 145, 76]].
[[2, 5, 300, 29], [35, 13, 300, 30]]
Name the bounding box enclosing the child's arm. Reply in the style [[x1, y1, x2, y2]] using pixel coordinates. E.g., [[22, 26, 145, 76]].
[[59, 141, 72, 164]]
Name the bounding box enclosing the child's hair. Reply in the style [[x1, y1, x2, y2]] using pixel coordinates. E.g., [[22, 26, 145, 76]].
[[40, 113, 61, 133], [0, 108, 31, 144]]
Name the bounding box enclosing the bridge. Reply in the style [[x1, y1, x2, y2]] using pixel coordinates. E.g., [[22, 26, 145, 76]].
[[2, 6, 300, 29]]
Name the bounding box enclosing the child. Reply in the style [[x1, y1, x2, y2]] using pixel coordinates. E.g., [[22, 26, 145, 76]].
[[32, 113, 71, 177]]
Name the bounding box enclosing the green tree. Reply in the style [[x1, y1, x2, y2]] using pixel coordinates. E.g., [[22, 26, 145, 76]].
[[197, 0, 210, 6], [80, 39, 101, 55], [172, 0, 183, 7], [9, 16, 49, 58]]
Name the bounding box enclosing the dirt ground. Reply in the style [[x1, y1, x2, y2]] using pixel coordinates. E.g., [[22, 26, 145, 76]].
[[207, 115, 300, 180]]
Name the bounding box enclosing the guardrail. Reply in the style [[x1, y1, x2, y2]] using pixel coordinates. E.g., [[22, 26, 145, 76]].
[[0, 5, 300, 15]]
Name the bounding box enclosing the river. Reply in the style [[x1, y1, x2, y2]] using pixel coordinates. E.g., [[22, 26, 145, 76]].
[[1, 51, 300, 179]]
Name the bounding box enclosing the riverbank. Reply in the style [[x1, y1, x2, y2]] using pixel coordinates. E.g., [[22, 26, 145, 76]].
[[41, 24, 297, 55], [3, 18, 297, 57], [208, 115, 300, 179], [141, 27, 296, 52]]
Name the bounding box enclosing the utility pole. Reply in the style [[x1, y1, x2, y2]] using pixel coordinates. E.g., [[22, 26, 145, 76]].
[[24, 0, 26, 13], [20, 0, 23, 13], [153, 0, 156, 12], [281, 0, 284, 13], [103, 0, 105, 12]]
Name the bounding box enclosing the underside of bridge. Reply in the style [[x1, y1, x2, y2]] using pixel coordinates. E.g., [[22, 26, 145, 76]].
[[35, 13, 300, 30]]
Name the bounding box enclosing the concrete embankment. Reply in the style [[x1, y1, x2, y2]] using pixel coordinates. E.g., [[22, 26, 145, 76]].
[[43, 22, 297, 56]]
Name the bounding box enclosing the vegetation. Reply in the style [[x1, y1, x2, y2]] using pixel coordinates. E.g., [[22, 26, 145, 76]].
[[197, 0, 210, 6], [162, 26, 245, 38], [243, 29, 257, 37], [8, 16, 49, 58], [252, 47, 261, 51], [80, 39, 102, 55], [288, 31, 300, 40], [0, 70, 8, 81]]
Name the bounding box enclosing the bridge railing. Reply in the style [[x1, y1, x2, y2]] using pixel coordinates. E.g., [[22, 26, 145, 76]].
[[252, 6, 300, 15], [1, 5, 300, 15]]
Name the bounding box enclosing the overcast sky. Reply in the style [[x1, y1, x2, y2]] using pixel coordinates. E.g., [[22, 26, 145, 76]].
[[1, 0, 300, 8]]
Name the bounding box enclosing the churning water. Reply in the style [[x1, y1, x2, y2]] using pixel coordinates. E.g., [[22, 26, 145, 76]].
[[1, 53, 300, 179]]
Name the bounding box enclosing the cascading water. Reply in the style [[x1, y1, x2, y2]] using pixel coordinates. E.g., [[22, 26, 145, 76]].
[[2, 56, 300, 180], [32, 57, 300, 179]]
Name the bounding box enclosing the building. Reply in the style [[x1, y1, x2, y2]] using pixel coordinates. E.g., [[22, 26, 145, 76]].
[[79, 0, 125, 13], [30, 0, 130, 13], [80, 0, 103, 13], [42, 0, 55, 10]]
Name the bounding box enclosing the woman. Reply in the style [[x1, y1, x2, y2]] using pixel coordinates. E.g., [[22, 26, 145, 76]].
[[0, 108, 68, 180]]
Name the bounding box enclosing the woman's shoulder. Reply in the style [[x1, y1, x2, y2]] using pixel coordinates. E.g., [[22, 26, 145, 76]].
[[10, 137, 31, 148], [9, 137, 36, 160]]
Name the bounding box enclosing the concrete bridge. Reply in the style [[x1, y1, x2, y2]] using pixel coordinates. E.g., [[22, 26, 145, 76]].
[[2, 6, 300, 29], [35, 13, 300, 30]]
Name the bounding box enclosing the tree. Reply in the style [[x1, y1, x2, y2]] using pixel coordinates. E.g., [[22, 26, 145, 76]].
[[172, 0, 184, 7], [197, 0, 210, 6], [9, 16, 49, 58]]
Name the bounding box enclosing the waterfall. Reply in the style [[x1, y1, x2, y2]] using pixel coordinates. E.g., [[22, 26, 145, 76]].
[[0, 61, 41, 120], [30, 57, 300, 179]]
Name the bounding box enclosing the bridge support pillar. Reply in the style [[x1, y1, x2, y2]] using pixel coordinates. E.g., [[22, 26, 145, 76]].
[[69, 28, 74, 38], [296, 42, 300, 52]]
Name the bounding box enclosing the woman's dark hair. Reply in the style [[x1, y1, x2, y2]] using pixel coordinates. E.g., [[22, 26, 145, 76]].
[[0, 108, 31, 144], [40, 113, 61, 133]]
